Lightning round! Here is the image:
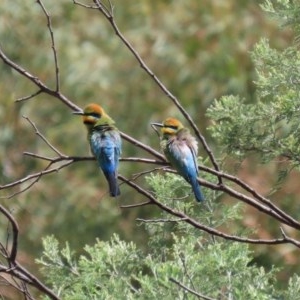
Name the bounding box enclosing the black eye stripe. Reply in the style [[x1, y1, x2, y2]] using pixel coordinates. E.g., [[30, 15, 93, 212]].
[[86, 112, 101, 118], [165, 125, 178, 130]]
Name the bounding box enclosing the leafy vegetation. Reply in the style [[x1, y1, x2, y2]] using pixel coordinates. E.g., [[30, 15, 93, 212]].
[[0, 0, 300, 299]]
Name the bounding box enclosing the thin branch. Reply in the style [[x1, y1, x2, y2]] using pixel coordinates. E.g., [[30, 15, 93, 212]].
[[16, 90, 42, 102], [169, 277, 216, 300], [0, 46, 79, 111], [280, 227, 300, 248], [120, 201, 153, 209], [23, 116, 66, 157], [121, 157, 166, 165], [85, 0, 222, 180], [201, 166, 300, 230], [0, 161, 73, 197], [15, 262, 60, 300], [36, 0, 60, 91], [14, 145, 300, 231], [0, 207, 59, 299], [120, 131, 165, 161], [0, 206, 18, 263], [119, 175, 299, 247], [136, 218, 188, 223], [164, 168, 299, 230]]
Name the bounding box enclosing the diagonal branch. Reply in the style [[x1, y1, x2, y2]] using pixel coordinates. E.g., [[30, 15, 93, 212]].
[[169, 277, 216, 300], [73, 0, 222, 182], [0, 205, 59, 299], [0, 46, 79, 111], [36, 0, 60, 91], [119, 175, 300, 248], [0, 206, 19, 263]]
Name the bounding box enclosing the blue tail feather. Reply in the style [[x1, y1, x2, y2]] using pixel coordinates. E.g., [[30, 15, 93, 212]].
[[103, 172, 120, 197], [190, 178, 205, 202]]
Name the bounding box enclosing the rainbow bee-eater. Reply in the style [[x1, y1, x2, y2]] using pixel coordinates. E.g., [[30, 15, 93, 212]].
[[151, 118, 204, 202], [73, 103, 121, 197]]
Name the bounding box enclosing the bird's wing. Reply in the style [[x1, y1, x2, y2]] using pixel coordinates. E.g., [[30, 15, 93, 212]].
[[187, 143, 199, 176], [170, 140, 198, 180], [90, 131, 119, 174]]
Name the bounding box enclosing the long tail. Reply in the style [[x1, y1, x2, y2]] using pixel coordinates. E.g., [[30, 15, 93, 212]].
[[103, 172, 120, 197], [190, 177, 205, 202]]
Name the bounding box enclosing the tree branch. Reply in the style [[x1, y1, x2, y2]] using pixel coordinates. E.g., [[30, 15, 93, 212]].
[[77, 0, 223, 182], [119, 175, 300, 248], [169, 277, 216, 300]]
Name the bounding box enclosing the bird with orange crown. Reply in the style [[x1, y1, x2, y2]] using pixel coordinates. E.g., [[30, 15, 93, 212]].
[[74, 103, 121, 197], [152, 118, 204, 202]]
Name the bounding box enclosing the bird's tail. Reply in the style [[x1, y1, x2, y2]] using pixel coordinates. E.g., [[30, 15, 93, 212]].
[[104, 172, 120, 197], [190, 178, 205, 202]]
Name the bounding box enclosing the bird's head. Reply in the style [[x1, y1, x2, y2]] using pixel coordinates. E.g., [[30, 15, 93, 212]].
[[151, 117, 184, 137], [73, 103, 114, 129]]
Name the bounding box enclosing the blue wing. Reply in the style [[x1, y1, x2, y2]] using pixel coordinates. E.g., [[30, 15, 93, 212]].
[[90, 130, 121, 197], [168, 140, 204, 202]]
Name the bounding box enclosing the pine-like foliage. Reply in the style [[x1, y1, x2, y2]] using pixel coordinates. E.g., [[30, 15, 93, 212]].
[[207, 1, 300, 168], [37, 173, 299, 300]]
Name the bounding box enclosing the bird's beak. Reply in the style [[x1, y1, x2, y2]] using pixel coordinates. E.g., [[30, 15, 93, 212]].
[[151, 122, 163, 137], [72, 111, 84, 115], [151, 122, 163, 128]]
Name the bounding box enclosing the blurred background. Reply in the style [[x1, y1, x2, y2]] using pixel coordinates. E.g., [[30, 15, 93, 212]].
[[0, 0, 297, 297]]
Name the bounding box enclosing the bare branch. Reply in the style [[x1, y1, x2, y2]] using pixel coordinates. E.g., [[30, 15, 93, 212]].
[[23, 116, 66, 157], [169, 277, 216, 300], [0, 161, 73, 198], [120, 201, 153, 209], [0, 46, 79, 111], [136, 218, 188, 223], [16, 90, 42, 102], [81, 0, 222, 180], [119, 175, 299, 248], [201, 166, 300, 230], [120, 131, 165, 161], [280, 227, 300, 248], [0, 206, 18, 263], [36, 0, 60, 91], [0, 206, 59, 299]]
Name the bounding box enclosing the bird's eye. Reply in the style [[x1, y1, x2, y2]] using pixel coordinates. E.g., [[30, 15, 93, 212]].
[[165, 125, 178, 130], [87, 112, 101, 118]]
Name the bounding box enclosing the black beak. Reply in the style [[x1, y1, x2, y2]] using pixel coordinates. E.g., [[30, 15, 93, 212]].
[[151, 122, 163, 128], [151, 122, 163, 137], [72, 111, 84, 115]]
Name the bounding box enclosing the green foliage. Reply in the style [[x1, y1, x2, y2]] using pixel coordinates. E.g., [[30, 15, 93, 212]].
[[37, 173, 298, 299], [0, 0, 290, 265], [2, 0, 300, 298], [207, 1, 300, 166]]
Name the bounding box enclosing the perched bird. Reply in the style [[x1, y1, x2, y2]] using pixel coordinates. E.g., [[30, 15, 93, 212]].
[[151, 118, 204, 202], [73, 103, 121, 197]]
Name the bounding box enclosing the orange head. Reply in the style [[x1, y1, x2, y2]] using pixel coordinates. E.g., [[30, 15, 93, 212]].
[[151, 117, 184, 136], [73, 103, 110, 126]]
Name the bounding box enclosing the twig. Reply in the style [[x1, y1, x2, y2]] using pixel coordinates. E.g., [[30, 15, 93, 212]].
[[136, 218, 188, 223], [169, 277, 216, 300], [0, 206, 19, 263], [120, 201, 153, 209], [36, 0, 60, 91], [0, 206, 59, 299], [201, 166, 300, 230], [23, 116, 66, 157], [0, 161, 73, 198], [120, 132, 165, 161], [16, 90, 42, 102], [83, 0, 222, 182], [0, 46, 79, 111], [119, 175, 299, 247], [280, 227, 300, 248]]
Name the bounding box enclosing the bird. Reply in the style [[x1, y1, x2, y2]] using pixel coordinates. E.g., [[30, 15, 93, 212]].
[[151, 117, 204, 202], [73, 103, 121, 197]]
